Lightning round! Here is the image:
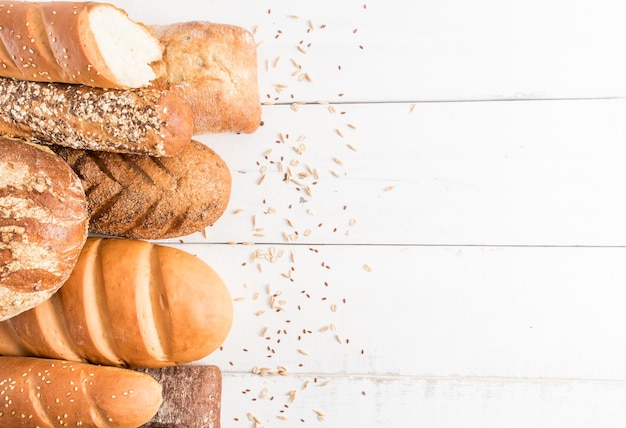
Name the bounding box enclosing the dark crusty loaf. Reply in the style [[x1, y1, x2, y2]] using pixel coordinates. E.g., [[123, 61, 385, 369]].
[[0, 356, 163, 427], [0, 138, 88, 321], [52, 140, 231, 239], [0, 2, 162, 88], [152, 21, 262, 135], [138, 365, 222, 428], [0, 76, 193, 156], [0, 237, 233, 368]]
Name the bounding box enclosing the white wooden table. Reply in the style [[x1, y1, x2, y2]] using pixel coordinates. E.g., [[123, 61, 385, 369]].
[[121, 0, 626, 426]]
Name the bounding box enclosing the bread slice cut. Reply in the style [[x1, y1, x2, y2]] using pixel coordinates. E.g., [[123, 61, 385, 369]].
[[0, 2, 162, 88]]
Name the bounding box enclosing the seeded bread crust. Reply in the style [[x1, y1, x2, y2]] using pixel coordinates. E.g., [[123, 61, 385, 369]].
[[0, 138, 88, 321], [0, 1, 160, 88], [0, 356, 163, 426], [0, 77, 193, 156], [152, 21, 262, 135]]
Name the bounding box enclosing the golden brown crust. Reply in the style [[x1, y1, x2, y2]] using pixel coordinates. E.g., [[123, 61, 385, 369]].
[[0, 2, 160, 88], [152, 21, 262, 135], [0, 77, 193, 156], [53, 140, 231, 239], [0, 356, 163, 426], [0, 137, 88, 321], [0, 238, 234, 368]]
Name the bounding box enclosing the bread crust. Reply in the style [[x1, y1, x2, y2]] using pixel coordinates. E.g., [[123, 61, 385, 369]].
[[152, 21, 262, 135], [0, 2, 161, 88], [53, 140, 231, 239], [0, 137, 88, 321], [0, 356, 163, 426], [0, 77, 193, 156], [1, 238, 234, 368]]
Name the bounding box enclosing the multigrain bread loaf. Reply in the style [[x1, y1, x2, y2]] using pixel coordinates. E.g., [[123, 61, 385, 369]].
[[0, 138, 88, 321], [0, 356, 163, 427], [0, 77, 193, 156], [53, 140, 231, 239], [0, 2, 162, 88], [152, 21, 262, 135], [0, 237, 233, 368]]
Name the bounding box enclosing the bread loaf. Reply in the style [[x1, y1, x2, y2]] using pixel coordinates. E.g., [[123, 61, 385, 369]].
[[0, 356, 162, 427], [152, 21, 262, 135], [0, 137, 88, 321], [0, 1, 162, 88], [138, 365, 222, 428], [0, 237, 233, 368], [0, 77, 193, 156], [52, 140, 231, 239]]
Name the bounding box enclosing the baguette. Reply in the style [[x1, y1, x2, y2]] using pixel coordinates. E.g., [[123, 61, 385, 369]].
[[0, 2, 162, 88], [0, 137, 88, 322], [152, 21, 262, 135], [52, 140, 231, 240], [0, 356, 162, 427], [0, 77, 193, 156], [0, 237, 233, 368]]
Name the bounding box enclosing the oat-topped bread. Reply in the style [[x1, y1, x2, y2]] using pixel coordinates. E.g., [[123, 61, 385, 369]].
[[0, 138, 88, 321], [0, 1, 162, 88], [0, 77, 193, 156]]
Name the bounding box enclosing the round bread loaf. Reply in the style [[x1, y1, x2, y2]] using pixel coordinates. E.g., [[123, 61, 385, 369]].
[[0, 138, 89, 321]]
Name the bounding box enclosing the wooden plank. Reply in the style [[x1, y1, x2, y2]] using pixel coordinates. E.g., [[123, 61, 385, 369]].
[[220, 373, 626, 427], [168, 99, 626, 246], [115, 0, 626, 102], [181, 243, 626, 381]]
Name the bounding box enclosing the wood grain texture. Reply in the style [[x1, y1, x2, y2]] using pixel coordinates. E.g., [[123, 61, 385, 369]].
[[119, 0, 626, 103]]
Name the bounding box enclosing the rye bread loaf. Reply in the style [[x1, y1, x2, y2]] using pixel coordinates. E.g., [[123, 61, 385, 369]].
[[0, 138, 88, 321], [0, 1, 162, 88], [52, 140, 231, 240], [0, 76, 193, 156], [152, 21, 262, 135], [138, 365, 222, 428], [0, 356, 163, 427], [0, 237, 234, 368]]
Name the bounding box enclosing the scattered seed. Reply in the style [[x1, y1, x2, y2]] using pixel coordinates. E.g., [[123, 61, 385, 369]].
[[363, 264, 372, 272]]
